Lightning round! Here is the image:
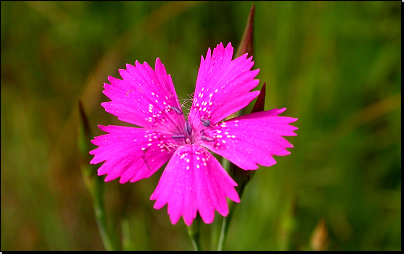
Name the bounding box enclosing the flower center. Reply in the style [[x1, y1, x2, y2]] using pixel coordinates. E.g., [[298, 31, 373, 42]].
[[171, 118, 215, 145]]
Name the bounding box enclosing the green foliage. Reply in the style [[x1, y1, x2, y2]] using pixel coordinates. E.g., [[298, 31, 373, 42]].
[[1, 1, 400, 251]]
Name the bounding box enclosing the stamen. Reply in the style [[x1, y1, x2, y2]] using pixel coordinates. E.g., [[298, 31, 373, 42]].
[[201, 134, 215, 142], [200, 118, 211, 127], [172, 133, 186, 140], [185, 121, 192, 135], [171, 106, 183, 115]]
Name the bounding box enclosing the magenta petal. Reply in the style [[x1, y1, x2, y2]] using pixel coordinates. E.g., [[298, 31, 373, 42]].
[[89, 125, 175, 183], [101, 59, 186, 133], [150, 145, 240, 226], [203, 109, 298, 170], [188, 42, 260, 129]]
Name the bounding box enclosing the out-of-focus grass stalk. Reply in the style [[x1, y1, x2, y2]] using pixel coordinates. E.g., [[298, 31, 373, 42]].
[[310, 219, 328, 251], [78, 101, 119, 251], [216, 5, 257, 251], [122, 217, 136, 251], [278, 195, 297, 251]]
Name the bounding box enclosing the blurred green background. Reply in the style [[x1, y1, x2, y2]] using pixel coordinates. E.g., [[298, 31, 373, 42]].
[[1, 1, 401, 251]]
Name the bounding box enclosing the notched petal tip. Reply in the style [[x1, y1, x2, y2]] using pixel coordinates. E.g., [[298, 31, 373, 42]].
[[150, 145, 240, 225], [96, 124, 110, 133], [125, 63, 135, 70], [107, 76, 121, 85], [205, 47, 212, 59]]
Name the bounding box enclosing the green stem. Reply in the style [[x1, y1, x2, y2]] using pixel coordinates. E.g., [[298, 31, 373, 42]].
[[187, 215, 202, 251], [215, 157, 235, 251], [216, 158, 255, 251], [216, 199, 237, 251]]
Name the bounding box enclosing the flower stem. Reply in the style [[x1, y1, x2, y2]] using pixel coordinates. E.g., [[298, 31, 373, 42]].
[[217, 158, 254, 251], [216, 199, 237, 251], [187, 215, 202, 251]]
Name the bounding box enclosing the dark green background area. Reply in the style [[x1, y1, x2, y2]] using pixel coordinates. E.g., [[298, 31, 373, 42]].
[[1, 1, 400, 251]]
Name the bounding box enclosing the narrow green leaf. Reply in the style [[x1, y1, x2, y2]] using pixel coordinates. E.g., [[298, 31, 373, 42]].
[[78, 100, 120, 251]]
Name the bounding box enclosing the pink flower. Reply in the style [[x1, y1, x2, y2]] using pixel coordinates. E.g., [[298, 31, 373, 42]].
[[90, 42, 298, 226]]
